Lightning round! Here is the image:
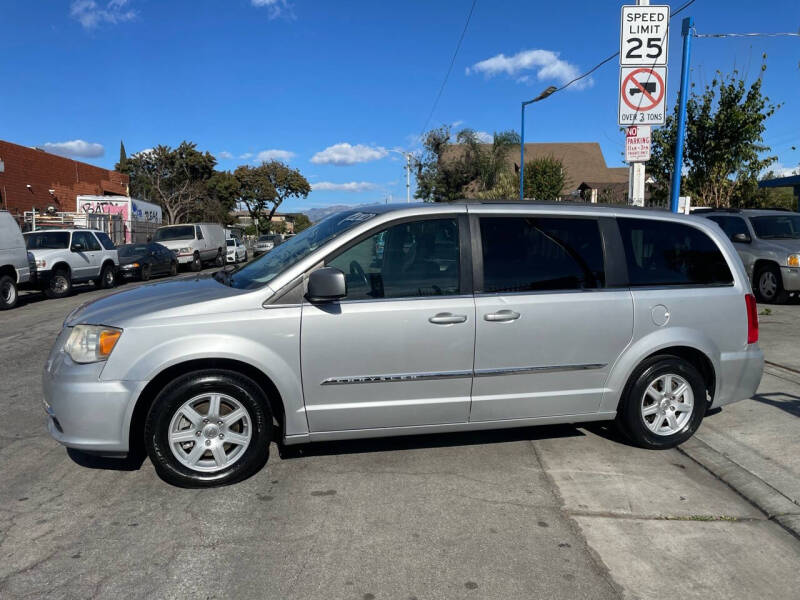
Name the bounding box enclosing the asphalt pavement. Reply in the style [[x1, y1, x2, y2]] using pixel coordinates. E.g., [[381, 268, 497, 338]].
[[1, 275, 799, 599]]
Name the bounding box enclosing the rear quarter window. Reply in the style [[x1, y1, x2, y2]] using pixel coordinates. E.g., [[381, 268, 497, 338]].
[[617, 218, 733, 287]]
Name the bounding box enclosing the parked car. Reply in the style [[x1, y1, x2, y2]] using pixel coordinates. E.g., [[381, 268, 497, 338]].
[[253, 234, 281, 256], [226, 237, 247, 264], [43, 203, 763, 487], [152, 223, 225, 271], [118, 242, 178, 281], [0, 210, 32, 309], [24, 228, 118, 298], [698, 208, 800, 303]]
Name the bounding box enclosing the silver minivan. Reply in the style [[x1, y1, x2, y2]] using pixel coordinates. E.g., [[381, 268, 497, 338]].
[[43, 203, 764, 487]]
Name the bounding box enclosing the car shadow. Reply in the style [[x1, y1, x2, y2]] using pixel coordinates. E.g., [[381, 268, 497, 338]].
[[66, 447, 147, 471], [751, 392, 800, 418], [277, 423, 586, 459]]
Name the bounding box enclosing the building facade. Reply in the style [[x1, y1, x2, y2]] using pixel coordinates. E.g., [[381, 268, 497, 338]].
[[0, 140, 129, 223]]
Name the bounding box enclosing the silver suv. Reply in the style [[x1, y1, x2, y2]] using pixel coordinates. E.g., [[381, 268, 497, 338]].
[[698, 209, 800, 303], [43, 203, 764, 487]]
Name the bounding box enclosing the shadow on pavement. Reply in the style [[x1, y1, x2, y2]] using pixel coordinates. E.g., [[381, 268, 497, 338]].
[[278, 423, 586, 459], [67, 447, 147, 471], [752, 392, 800, 418]]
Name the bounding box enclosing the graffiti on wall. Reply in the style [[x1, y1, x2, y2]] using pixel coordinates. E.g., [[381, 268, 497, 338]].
[[79, 199, 129, 220]]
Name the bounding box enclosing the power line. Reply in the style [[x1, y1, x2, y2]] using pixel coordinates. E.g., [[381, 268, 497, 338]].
[[694, 31, 800, 39], [419, 0, 478, 136], [553, 0, 699, 94]]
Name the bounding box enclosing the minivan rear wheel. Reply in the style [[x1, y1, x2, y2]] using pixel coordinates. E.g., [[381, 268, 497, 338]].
[[144, 370, 272, 487], [616, 355, 706, 450], [0, 275, 18, 310]]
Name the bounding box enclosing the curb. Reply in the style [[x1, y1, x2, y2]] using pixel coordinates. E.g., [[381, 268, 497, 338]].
[[764, 362, 800, 386], [679, 437, 800, 540]]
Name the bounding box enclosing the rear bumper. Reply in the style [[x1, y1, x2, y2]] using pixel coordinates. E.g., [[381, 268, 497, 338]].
[[780, 267, 800, 292], [713, 346, 764, 408]]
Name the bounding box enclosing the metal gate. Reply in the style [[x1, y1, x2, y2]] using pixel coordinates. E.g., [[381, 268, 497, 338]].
[[87, 214, 125, 245]]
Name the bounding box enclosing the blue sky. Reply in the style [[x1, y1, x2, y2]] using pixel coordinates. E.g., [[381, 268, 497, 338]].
[[1, 0, 799, 213]]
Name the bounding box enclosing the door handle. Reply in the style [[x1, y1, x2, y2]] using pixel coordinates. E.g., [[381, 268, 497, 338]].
[[484, 310, 520, 322], [429, 312, 467, 325]]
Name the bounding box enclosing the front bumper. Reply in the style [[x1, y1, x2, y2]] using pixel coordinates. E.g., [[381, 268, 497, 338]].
[[780, 267, 800, 292], [176, 254, 195, 264], [712, 346, 764, 408], [43, 343, 143, 455], [118, 266, 141, 279]]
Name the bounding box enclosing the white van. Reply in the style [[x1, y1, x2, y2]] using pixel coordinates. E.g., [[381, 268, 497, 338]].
[[0, 211, 32, 309], [152, 223, 226, 271]]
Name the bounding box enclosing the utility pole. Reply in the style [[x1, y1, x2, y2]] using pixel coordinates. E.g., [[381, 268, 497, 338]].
[[390, 150, 413, 202], [627, 0, 649, 207], [670, 16, 694, 213], [519, 86, 557, 201]]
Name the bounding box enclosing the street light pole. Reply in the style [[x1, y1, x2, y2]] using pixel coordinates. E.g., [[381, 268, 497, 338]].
[[519, 86, 557, 201], [390, 149, 413, 203]]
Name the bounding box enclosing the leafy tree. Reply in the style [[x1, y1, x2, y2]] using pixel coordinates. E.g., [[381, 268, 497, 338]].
[[235, 161, 311, 233], [523, 156, 566, 200], [197, 170, 240, 224], [118, 140, 128, 174], [269, 220, 288, 234], [293, 213, 312, 232], [648, 58, 779, 207], [414, 126, 520, 202], [121, 142, 216, 224]]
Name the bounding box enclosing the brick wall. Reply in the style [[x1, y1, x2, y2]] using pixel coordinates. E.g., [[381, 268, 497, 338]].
[[0, 140, 129, 222]]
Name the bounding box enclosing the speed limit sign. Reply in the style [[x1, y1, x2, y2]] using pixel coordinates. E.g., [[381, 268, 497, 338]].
[[620, 4, 670, 66]]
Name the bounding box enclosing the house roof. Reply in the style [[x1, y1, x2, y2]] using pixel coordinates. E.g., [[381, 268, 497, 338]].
[[444, 142, 628, 195]]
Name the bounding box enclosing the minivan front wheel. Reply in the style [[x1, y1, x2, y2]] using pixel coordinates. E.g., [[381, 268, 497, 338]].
[[617, 355, 706, 450], [144, 370, 272, 487]]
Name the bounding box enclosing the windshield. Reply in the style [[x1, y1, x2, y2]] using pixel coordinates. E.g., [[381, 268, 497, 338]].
[[751, 215, 800, 239], [118, 244, 149, 257], [24, 231, 70, 250], [154, 225, 195, 241], [226, 239, 235, 247], [227, 210, 377, 290]]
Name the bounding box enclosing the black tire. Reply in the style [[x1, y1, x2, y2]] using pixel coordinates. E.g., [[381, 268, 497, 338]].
[[97, 263, 116, 289], [141, 263, 151, 281], [144, 370, 272, 487], [0, 274, 18, 310], [616, 355, 706, 450], [44, 268, 72, 299], [190, 253, 202, 272], [754, 264, 788, 304], [170, 261, 178, 276], [215, 251, 224, 267]]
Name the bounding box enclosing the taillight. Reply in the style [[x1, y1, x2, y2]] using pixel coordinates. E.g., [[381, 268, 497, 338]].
[[745, 294, 759, 344]]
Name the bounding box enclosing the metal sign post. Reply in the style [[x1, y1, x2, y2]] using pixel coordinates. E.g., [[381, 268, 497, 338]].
[[619, 0, 669, 207]]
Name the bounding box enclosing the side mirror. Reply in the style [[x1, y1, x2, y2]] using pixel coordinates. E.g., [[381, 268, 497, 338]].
[[732, 233, 751, 244], [306, 267, 346, 302], [71, 243, 84, 252]]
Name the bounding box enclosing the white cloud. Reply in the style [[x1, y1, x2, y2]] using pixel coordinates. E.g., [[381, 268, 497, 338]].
[[255, 149, 295, 162], [239, 152, 253, 159], [764, 163, 800, 177], [251, 0, 292, 19], [41, 140, 105, 158], [467, 49, 590, 89], [70, 0, 136, 29], [218, 151, 234, 160], [312, 181, 379, 192], [475, 131, 493, 143], [311, 143, 388, 166]]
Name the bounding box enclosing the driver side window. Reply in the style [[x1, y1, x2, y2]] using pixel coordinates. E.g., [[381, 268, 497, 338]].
[[327, 218, 460, 300]]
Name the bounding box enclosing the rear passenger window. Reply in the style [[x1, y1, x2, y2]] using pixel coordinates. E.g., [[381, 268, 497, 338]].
[[480, 217, 605, 293], [618, 218, 733, 287], [95, 231, 116, 250]]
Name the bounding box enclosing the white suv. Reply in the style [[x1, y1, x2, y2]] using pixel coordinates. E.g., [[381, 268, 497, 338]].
[[24, 229, 119, 298]]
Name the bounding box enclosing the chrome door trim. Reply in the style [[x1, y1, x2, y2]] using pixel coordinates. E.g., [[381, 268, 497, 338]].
[[320, 369, 473, 386], [474, 363, 606, 377], [320, 363, 606, 386]]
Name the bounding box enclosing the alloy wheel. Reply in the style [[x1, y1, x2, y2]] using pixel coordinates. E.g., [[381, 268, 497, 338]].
[[640, 373, 694, 436], [167, 392, 253, 473], [759, 271, 777, 300]]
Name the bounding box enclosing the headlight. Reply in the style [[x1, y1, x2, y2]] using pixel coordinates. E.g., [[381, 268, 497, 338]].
[[35, 258, 47, 269], [179, 247, 192, 254], [122, 262, 139, 269], [789, 254, 800, 268], [64, 325, 122, 364]]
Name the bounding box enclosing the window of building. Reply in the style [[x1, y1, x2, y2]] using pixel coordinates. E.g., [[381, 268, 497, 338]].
[[618, 218, 733, 287], [479, 216, 605, 293], [327, 218, 460, 300]]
